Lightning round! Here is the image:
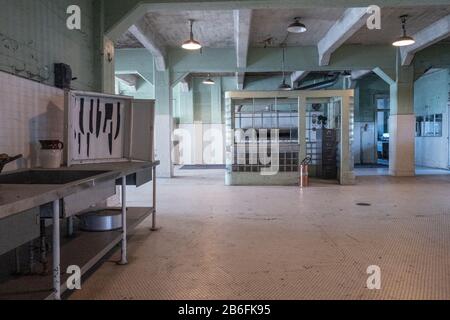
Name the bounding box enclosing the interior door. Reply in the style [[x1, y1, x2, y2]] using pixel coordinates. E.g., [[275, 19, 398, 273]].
[[376, 96, 390, 166]]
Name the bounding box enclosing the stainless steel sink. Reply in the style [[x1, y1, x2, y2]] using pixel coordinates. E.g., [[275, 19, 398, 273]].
[[0, 170, 110, 185]]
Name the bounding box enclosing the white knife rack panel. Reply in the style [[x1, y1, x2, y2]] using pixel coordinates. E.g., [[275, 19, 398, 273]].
[[64, 91, 155, 166]]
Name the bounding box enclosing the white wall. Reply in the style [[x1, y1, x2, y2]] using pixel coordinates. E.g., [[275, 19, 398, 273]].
[[414, 69, 450, 169], [353, 121, 377, 165], [0, 71, 64, 172], [173, 123, 226, 165]]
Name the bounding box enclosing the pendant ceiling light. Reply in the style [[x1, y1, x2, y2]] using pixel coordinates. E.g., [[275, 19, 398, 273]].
[[287, 17, 307, 34], [203, 75, 215, 85], [279, 47, 292, 91], [279, 79, 292, 91], [392, 15, 415, 47], [182, 19, 202, 50]]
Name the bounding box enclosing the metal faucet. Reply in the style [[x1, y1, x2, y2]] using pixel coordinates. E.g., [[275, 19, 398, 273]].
[[0, 154, 23, 173]]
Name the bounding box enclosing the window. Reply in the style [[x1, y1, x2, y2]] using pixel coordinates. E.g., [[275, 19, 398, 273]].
[[434, 114, 443, 136], [424, 115, 434, 136], [376, 97, 390, 110], [416, 116, 423, 137], [416, 114, 443, 137]]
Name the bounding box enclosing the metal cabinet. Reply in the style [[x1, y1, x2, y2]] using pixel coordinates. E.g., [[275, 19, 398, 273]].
[[320, 129, 338, 180], [0, 208, 40, 256]]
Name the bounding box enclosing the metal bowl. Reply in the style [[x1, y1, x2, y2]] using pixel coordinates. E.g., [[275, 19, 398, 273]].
[[78, 209, 123, 232]]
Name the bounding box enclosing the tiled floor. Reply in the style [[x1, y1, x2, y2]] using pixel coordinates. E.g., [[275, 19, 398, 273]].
[[71, 169, 450, 300], [355, 166, 450, 176]]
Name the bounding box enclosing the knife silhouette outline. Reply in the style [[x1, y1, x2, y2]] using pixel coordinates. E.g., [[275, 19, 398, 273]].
[[114, 102, 121, 140], [96, 99, 102, 138], [89, 99, 94, 134], [79, 98, 85, 135], [108, 122, 113, 155], [103, 103, 114, 133]]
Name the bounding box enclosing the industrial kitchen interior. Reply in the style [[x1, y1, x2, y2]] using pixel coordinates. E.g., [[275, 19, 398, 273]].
[[1, 0, 450, 308]]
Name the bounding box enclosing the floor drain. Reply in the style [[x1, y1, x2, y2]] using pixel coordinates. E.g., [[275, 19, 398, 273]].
[[357, 203, 372, 206]]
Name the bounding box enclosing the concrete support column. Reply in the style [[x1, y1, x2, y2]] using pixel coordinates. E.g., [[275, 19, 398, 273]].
[[389, 53, 415, 176], [154, 67, 174, 178], [102, 37, 115, 94], [298, 96, 307, 164], [340, 95, 356, 185], [211, 77, 223, 124]]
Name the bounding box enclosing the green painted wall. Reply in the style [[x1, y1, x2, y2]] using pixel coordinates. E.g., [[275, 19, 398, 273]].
[[193, 77, 213, 123], [355, 75, 390, 122], [116, 78, 154, 99], [173, 81, 194, 124], [174, 76, 226, 125], [414, 43, 450, 76], [115, 49, 154, 84], [173, 74, 316, 125], [245, 75, 285, 90], [0, 0, 101, 91], [115, 49, 155, 98], [414, 69, 449, 115], [168, 46, 397, 74], [172, 73, 382, 126]]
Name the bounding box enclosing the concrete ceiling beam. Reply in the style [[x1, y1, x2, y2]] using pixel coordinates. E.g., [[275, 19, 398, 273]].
[[291, 71, 309, 87], [373, 67, 396, 85], [129, 21, 167, 71], [236, 72, 245, 90], [400, 14, 450, 66], [180, 74, 191, 92], [234, 9, 253, 69], [168, 45, 401, 74], [351, 69, 372, 80], [115, 70, 153, 86], [233, 8, 252, 92], [318, 8, 370, 66], [115, 74, 139, 87]]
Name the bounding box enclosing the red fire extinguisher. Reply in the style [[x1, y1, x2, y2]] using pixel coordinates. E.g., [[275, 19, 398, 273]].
[[299, 157, 312, 188]]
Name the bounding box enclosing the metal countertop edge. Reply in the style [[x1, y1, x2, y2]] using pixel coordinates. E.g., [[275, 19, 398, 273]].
[[0, 161, 159, 220]]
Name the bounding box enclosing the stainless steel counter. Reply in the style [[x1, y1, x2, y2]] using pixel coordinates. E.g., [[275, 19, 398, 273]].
[[0, 160, 159, 300]]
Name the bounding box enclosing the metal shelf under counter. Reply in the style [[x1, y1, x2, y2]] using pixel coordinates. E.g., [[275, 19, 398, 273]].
[[0, 207, 153, 300]]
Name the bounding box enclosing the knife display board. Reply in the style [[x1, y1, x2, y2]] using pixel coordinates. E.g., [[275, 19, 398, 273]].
[[64, 91, 155, 166]]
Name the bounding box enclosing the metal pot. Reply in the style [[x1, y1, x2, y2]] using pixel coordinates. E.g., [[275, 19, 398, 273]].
[[78, 209, 123, 232]]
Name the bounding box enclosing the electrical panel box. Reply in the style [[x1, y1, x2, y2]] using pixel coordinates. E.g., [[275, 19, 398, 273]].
[[319, 129, 338, 179], [54, 63, 73, 89]]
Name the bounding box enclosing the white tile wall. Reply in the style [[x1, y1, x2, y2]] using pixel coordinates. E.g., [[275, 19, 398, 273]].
[[0, 71, 64, 171], [173, 123, 226, 165]]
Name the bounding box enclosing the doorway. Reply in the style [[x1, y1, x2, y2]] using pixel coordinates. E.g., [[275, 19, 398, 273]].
[[448, 105, 450, 169], [171, 75, 227, 180]]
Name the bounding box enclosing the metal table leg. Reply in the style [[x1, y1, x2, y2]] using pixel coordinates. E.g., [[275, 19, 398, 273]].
[[29, 241, 35, 274], [40, 218, 48, 274], [118, 177, 128, 265], [14, 248, 21, 275], [52, 200, 61, 300], [151, 166, 158, 231]]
